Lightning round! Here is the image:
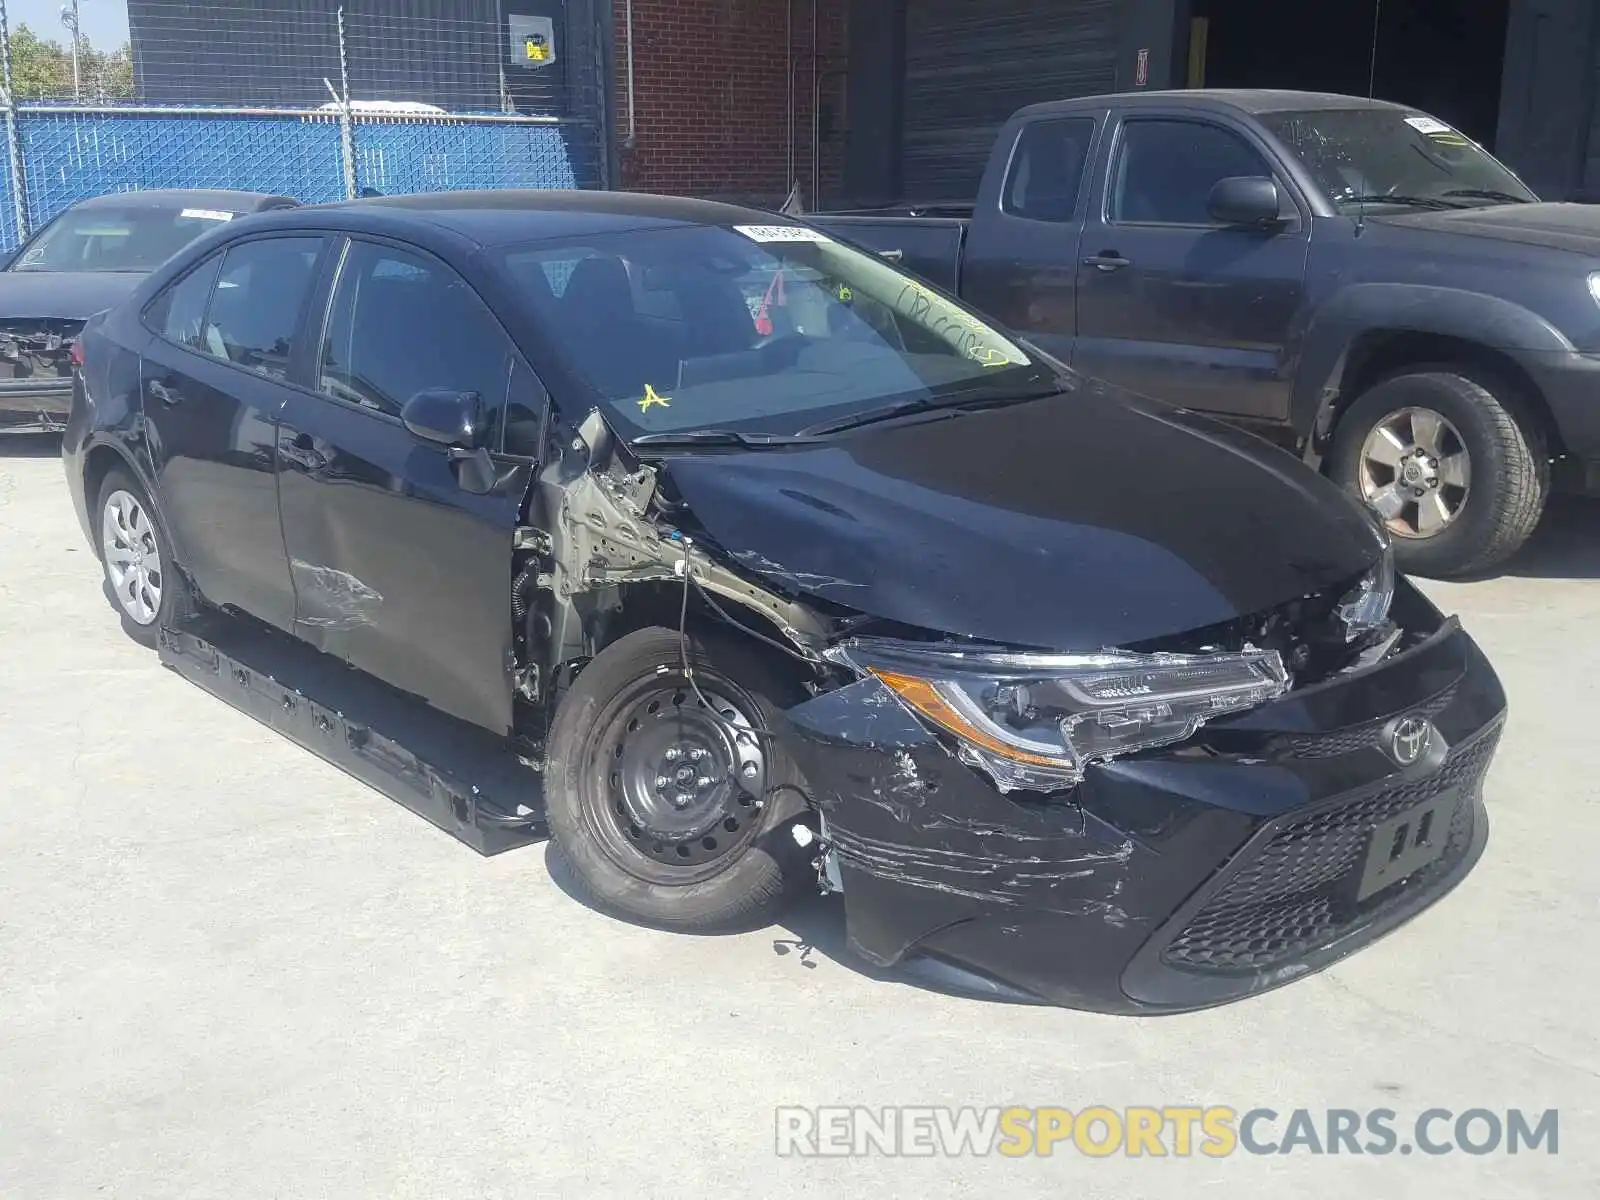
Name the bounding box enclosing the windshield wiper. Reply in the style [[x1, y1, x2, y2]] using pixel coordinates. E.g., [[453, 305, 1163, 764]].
[[1341, 193, 1466, 211], [630, 428, 809, 450], [797, 387, 1062, 438], [1441, 188, 1532, 204]]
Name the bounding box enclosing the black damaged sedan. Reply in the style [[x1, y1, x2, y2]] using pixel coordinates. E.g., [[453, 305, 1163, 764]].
[[62, 192, 1505, 1013]]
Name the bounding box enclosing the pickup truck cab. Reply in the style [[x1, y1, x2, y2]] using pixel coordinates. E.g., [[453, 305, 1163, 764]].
[[811, 89, 1600, 577]]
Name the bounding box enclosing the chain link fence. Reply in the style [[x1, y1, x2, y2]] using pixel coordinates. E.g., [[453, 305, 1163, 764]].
[[0, 0, 610, 250]]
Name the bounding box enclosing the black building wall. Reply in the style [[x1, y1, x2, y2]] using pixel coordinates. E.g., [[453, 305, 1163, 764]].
[[127, 0, 595, 116]]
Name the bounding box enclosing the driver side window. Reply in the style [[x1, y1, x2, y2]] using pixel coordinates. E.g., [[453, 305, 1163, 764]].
[[1111, 119, 1275, 226], [317, 239, 533, 453]]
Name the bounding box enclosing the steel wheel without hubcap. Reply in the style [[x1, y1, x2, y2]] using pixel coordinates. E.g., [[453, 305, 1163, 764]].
[[1358, 406, 1472, 539], [593, 681, 767, 883], [101, 488, 163, 625]]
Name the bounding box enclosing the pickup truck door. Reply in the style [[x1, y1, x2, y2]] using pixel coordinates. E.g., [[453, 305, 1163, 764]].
[[1072, 113, 1312, 423], [960, 114, 1101, 365], [274, 236, 538, 736]]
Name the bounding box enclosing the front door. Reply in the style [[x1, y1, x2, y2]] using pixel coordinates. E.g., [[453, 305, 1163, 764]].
[[138, 235, 327, 632], [275, 237, 536, 735], [1072, 115, 1312, 422]]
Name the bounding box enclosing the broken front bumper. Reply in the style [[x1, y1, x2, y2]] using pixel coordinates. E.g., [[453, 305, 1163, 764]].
[[782, 580, 1504, 1014], [0, 377, 71, 432]]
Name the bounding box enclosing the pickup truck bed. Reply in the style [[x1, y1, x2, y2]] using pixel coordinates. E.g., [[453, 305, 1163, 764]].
[[809, 208, 969, 294]]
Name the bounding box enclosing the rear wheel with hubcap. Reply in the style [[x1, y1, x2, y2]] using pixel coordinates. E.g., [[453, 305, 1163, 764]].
[[544, 626, 815, 933], [1330, 368, 1548, 577], [95, 466, 194, 646]]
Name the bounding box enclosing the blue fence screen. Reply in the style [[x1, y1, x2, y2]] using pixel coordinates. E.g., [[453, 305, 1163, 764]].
[[0, 107, 600, 250]]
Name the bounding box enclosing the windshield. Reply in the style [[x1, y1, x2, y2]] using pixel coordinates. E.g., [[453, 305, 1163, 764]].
[[1259, 107, 1538, 212], [10, 204, 240, 273], [493, 222, 1055, 438]]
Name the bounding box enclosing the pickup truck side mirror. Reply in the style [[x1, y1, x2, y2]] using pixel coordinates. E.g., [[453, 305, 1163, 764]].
[[1207, 176, 1285, 228], [402, 388, 485, 450]]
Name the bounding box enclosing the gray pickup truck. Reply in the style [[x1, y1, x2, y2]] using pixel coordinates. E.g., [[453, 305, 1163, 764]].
[[810, 88, 1600, 577]]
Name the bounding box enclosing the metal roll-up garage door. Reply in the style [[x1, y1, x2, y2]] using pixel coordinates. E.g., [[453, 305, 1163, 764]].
[[901, 0, 1119, 200]]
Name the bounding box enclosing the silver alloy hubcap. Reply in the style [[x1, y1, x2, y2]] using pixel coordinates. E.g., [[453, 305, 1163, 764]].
[[1357, 406, 1471, 539], [101, 489, 163, 625]]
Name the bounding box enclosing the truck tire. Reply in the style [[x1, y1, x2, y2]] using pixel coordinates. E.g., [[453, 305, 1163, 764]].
[[94, 466, 196, 647], [1329, 369, 1548, 577], [544, 625, 816, 934]]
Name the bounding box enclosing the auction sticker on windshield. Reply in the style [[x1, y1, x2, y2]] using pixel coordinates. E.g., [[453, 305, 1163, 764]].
[[180, 208, 236, 222], [734, 224, 833, 244]]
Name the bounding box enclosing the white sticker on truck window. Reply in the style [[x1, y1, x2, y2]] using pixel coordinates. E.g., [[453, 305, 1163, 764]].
[[733, 224, 832, 244], [1404, 116, 1452, 135], [180, 208, 236, 221]]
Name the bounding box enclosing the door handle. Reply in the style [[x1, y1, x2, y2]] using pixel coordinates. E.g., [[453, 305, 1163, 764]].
[[878, 248, 904, 262], [1083, 252, 1131, 272], [280, 432, 328, 473], [147, 378, 179, 406]]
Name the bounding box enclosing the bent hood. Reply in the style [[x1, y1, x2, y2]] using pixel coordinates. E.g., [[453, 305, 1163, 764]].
[[0, 271, 144, 321], [1382, 201, 1600, 255], [662, 384, 1383, 651]]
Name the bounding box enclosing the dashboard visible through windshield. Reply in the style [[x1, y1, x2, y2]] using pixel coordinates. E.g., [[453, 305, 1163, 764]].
[[494, 222, 1056, 438], [1260, 107, 1537, 212]]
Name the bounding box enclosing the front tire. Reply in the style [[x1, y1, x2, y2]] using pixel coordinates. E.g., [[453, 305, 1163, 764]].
[[95, 466, 194, 647], [544, 626, 816, 934], [1329, 368, 1548, 577]]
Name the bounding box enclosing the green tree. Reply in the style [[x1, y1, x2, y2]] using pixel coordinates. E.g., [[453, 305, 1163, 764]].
[[3, 23, 134, 102]]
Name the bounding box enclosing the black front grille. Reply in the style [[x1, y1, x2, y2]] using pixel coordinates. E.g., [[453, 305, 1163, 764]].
[[1281, 683, 1458, 759], [1163, 724, 1499, 973]]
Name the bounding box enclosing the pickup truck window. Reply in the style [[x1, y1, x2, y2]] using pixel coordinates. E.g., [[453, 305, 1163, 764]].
[[1111, 119, 1274, 226], [1257, 107, 1537, 210], [494, 224, 1048, 439], [1003, 117, 1095, 222]]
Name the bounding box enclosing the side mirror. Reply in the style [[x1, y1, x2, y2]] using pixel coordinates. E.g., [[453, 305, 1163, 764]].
[[1207, 176, 1285, 228], [401, 389, 484, 449]]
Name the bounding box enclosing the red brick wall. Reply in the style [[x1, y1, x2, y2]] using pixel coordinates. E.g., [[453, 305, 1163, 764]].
[[613, 0, 847, 208]]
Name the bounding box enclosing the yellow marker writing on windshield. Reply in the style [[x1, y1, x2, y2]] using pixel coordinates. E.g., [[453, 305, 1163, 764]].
[[638, 383, 671, 412]]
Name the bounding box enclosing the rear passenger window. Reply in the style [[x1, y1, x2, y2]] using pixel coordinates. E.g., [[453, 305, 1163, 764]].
[[204, 237, 322, 380], [153, 253, 223, 351], [1003, 118, 1096, 222], [317, 240, 513, 422]]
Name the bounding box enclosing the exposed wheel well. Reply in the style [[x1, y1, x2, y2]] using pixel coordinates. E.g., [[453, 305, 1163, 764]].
[[1335, 331, 1563, 456]]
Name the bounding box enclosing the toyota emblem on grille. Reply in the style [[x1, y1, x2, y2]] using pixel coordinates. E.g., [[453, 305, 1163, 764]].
[[1389, 716, 1433, 765]]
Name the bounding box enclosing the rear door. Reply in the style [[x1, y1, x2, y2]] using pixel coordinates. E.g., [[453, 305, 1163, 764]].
[[959, 114, 1102, 364], [1072, 112, 1313, 422], [275, 236, 539, 735], [137, 234, 327, 632]]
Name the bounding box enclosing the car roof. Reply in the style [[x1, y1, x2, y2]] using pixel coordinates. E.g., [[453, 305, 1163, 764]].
[[1019, 88, 1411, 120], [70, 188, 298, 213], [297, 188, 785, 247]]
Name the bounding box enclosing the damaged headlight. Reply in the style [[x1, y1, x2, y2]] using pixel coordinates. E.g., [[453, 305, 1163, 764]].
[[829, 639, 1291, 793], [1335, 536, 1396, 642]]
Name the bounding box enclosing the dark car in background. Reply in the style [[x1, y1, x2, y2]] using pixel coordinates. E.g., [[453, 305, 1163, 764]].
[[0, 188, 297, 434], [62, 191, 1505, 1013], [811, 90, 1600, 578]]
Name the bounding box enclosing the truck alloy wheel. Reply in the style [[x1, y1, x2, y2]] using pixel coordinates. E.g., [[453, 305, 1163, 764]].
[[1330, 369, 1548, 578], [1357, 405, 1471, 539]]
